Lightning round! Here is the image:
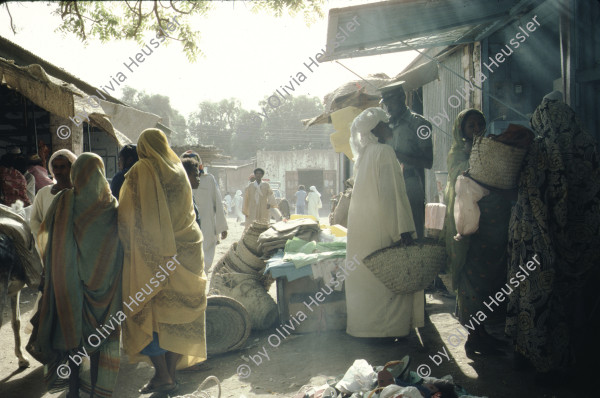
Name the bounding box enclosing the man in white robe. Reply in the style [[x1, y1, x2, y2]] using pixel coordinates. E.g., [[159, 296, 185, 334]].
[[181, 151, 228, 271], [345, 107, 425, 338], [243, 168, 277, 230]]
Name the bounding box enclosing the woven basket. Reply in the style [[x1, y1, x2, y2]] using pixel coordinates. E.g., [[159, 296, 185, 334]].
[[206, 295, 251, 355], [362, 238, 446, 295], [235, 239, 266, 272], [226, 243, 258, 274], [209, 272, 278, 330], [467, 136, 527, 189], [242, 222, 270, 256]]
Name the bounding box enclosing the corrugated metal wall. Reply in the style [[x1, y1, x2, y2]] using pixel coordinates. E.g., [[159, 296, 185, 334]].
[[422, 48, 466, 204]]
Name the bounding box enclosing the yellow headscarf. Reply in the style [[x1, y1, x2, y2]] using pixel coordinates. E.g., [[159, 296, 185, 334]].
[[119, 128, 206, 368]]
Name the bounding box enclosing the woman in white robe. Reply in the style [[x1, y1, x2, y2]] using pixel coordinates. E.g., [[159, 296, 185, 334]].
[[306, 186, 322, 220], [345, 107, 425, 338]]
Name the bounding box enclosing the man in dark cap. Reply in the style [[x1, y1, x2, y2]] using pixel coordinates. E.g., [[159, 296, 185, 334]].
[[380, 81, 432, 239], [111, 144, 138, 198]]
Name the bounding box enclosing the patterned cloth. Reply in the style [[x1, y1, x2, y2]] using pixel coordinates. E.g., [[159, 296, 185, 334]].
[[27, 165, 53, 193], [506, 99, 600, 372], [442, 109, 512, 322], [0, 166, 31, 206], [118, 128, 207, 369], [32, 153, 123, 397]]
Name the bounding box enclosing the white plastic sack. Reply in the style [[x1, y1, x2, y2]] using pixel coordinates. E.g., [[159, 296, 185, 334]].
[[425, 203, 446, 230], [454, 176, 490, 240], [335, 359, 377, 394]]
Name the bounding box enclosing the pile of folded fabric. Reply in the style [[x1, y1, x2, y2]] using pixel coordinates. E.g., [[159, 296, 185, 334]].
[[292, 357, 487, 398], [257, 218, 321, 256]]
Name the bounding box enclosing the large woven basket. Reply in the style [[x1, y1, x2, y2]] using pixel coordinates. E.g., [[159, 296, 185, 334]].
[[234, 239, 266, 272], [206, 295, 251, 355], [226, 243, 257, 274], [467, 136, 527, 189], [362, 238, 446, 295], [209, 272, 278, 330], [242, 222, 269, 256]]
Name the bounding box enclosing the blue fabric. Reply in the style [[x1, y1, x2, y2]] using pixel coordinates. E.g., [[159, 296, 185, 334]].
[[295, 190, 307, 208], [141, 332, 167, 356], [264, 250, 314, 281]]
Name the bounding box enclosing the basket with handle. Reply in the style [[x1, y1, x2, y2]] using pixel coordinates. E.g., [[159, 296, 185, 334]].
[[362, 238, 445, 295], [467, 135, 527, 190]]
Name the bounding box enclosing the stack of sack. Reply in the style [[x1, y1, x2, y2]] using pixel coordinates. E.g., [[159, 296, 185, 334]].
[[209, 221, 278, 330], [257, 218, 320, 256]]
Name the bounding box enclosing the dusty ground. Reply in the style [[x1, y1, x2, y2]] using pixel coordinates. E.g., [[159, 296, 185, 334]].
[[0, 214, 587, 398]]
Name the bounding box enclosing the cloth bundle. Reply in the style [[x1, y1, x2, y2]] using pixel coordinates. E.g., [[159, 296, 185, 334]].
[[453, 175, 490, 240], [257, 218, 320, 255], [282, 237, 346, 268]]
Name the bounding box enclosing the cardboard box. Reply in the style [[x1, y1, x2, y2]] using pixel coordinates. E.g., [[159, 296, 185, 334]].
[[276, 276, 346, 333]]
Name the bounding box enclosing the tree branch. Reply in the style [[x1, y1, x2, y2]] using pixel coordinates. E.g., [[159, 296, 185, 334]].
[[4, 3, 16, 35], [72, 1, 87, 40], [153, 0, 169, 37], [170, 0, 199, 15]]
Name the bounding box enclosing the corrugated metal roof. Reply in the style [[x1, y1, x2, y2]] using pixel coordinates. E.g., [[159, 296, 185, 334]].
[[322, 0, 544, 61]]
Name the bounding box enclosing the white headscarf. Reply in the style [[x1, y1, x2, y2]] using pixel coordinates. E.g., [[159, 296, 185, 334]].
[[48, 149, 78, 178], [309, 185, 321, 197], [350, 107, 390, 176], [235, 190, 242, 197]]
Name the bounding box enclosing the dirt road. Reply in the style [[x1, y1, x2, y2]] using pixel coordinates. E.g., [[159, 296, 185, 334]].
[[0, 216, 585, 397]]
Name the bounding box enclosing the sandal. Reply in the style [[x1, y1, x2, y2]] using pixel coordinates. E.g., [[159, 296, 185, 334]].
[[139, 380, 179, 394]]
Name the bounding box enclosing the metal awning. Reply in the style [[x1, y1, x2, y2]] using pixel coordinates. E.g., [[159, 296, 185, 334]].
[[321, 0, 544, 61]]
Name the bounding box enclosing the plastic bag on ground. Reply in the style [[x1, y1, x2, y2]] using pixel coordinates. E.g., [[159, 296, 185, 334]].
[[335, 359, 377, 394]]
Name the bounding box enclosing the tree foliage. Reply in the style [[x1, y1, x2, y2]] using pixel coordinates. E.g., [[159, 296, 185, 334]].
[[188, 98, 243, 154], [2, 1, 324, 61], [258, 95, 331, 151], [187, 95, 333, 160], [120, 86, 187, 145]]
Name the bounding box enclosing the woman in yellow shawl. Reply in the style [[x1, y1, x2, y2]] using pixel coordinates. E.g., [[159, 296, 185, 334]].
[[30, 153, 123, 398], [118, 128, 206, 394], [442, 109, 512, 356]]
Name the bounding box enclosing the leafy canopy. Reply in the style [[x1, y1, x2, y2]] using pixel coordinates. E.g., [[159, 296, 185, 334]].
[[3, 1, 324, 62]]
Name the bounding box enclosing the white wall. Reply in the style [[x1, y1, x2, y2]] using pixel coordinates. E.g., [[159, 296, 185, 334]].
[[257, 149, 338, 196]]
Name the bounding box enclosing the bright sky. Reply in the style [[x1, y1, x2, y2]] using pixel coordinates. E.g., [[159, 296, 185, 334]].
[[0, 1, 418, 119]]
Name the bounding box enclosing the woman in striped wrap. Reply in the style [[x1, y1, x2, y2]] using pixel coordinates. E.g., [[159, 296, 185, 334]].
[[31, 153, 123, 397]]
